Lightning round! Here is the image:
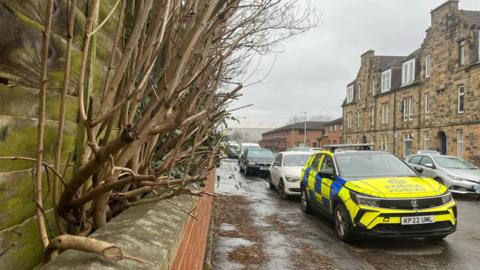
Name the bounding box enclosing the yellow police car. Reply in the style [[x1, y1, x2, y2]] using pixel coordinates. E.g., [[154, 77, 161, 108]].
[[300, 145, 457, 242]]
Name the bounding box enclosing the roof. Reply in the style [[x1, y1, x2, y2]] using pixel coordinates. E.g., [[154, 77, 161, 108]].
[[461, 10, 480, 25], [264, 121, 328, 134], [402, 48, 421, 62], [328, 117, 343, 125], [226, 120, 285, 129], [376, 55, 405, 71]]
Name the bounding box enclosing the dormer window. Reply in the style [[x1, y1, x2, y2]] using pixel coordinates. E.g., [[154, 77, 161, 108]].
[[381, 69, 391, 92], [402, 58, 415, 86], [346, 85, 354, 103]]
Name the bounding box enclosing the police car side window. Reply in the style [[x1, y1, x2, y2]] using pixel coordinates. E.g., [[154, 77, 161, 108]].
[[320, 156, 335, 175], [311, 154, 323, 171]]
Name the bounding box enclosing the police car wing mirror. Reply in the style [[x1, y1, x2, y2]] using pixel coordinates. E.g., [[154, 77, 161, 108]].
[[414, 166, 424, 174], [425, 163, 435, 169], [318, 171, 334, 179]]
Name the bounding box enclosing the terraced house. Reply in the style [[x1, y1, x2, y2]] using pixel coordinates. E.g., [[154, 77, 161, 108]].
[[342, 0, 480, 163]]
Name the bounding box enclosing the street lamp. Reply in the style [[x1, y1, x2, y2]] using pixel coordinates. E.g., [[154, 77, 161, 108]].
[[302, 112, 307, 147]]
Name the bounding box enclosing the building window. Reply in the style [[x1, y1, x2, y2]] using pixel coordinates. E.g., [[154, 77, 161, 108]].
[[347, 113, 353, 128], [381, 69, 391, 92], [371, 106, 375, 126], [381, 103, 389, 124], [403, 133, 413, 157], [347, 85, 354, 103], [457, 130, 464, 158], [357, 86, 361, 101], [372, 78, 376, 95], [380, 134, 388, 151], [401, 97, 414, 121], [425, 55, 431, 78], [458, 85, 465, 113], [459, 40, 466, 65], [334, 125, 337, 131], [402, 58, 415, 86], [424, 132, 430, 150], [357, 112, 360, 128], [425, 94, 430, 117]]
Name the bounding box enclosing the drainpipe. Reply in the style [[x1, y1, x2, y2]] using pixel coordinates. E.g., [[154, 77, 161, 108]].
[[393, 88, 397, 155]]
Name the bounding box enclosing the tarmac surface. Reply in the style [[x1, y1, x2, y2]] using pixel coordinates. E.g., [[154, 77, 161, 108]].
[[213, 159, 480, 270]]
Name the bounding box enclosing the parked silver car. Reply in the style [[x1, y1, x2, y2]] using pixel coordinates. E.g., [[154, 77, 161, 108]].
[[406, 153, 480, 195]]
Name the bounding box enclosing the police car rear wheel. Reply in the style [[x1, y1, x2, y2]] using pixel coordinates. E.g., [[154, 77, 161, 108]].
[[301, 188, 313, 214], [334, 203, 354, 242]]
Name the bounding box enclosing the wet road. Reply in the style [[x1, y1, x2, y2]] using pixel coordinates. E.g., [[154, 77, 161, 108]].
[[213, 159, 480, 270]]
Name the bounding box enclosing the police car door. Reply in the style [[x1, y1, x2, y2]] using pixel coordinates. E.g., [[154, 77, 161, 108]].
[[308, 153, 324, 204], [318, 154, 335, 210]]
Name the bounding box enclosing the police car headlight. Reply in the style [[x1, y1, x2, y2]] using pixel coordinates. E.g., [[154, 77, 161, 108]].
[[440, 191, 453, 204], [285, 176, 299, 182], [350, 191, 381, 208]]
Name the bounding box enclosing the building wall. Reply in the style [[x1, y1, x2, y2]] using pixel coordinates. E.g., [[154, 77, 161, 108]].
[[342, 1, 480, 163], [261, 129, 325, 152]]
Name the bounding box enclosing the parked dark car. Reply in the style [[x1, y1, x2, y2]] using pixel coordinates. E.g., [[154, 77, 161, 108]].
[[239, 148, 275, 176]]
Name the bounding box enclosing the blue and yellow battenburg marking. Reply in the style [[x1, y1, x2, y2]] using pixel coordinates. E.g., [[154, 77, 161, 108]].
[[300, 151, 457, 232]]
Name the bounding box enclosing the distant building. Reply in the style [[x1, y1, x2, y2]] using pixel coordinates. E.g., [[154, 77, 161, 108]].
[[318, 117, 343, 147], [260, 121, 327, 152], [224, 120, 285, 143], [342, 1, 480, 162]]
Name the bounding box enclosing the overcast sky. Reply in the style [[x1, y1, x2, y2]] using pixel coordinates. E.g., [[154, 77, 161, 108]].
[[231, 0, 479, 123]]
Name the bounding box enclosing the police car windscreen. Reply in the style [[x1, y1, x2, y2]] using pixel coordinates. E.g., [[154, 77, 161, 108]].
[[335, 153, 417, 179]]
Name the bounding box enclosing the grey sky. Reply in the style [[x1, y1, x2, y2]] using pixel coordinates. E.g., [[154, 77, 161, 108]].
[[231, 0, 479, 123]]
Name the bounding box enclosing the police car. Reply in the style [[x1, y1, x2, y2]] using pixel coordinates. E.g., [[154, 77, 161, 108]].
[[300, 144, 457, 242]]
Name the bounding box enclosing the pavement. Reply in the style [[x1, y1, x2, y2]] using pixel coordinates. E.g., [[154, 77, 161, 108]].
[[212, 159, 480, 270]]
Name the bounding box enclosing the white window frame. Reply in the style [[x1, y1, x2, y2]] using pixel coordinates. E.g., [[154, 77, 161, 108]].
[[381, 69, 391, 92], [346, 85, 354, 103], [348, 113, 353, 128], [334, 125, 337, 131], [460, 40, 466, 65], [371, 106, 375, 126], [402, 58, 415, 86], [381, 134, 388, 151], [403, 133, 414, 157], [402, 98, 407, 121], [372, 78, 376, 95], [425, 94, 430, 117], [381, 103, 389, 124], [458, 85, 465, 113], [457, 130, 464, 158], [425, 55, 431, 78], [424, 132, 430, 150], [408, 97, 414, 121]]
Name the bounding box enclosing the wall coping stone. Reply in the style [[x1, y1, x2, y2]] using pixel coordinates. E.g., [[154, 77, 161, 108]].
[[38, 188, 200, 270]]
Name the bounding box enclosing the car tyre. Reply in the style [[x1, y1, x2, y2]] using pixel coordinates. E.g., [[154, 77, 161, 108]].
[[268, 175, 275, 190], [278, 180, 289, 200], [334, 203, 354, 243], [301, 187, 313, 214], [245, 166, 251, 176]]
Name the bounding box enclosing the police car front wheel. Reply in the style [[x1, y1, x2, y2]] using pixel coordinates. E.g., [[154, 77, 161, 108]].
[[334, 203, 354, 242], [301, 188, 313, 214]]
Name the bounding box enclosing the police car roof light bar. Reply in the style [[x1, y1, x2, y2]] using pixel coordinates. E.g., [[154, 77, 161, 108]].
[[324, 143, 374, 153]]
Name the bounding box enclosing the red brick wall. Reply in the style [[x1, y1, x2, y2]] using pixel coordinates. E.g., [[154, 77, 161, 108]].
[[261, 129, 325, 151], [172, 171, 215, 270]]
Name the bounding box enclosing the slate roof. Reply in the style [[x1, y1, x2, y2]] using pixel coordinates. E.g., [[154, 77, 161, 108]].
[[376, 55, 405, 71], [461, 10, 480, 25], [328, 117, 343, 125], [264, 121, 328, 134]]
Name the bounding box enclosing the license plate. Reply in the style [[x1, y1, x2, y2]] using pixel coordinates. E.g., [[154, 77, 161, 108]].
[[260, 167, 269, 171], [401, 215, 435, 225]]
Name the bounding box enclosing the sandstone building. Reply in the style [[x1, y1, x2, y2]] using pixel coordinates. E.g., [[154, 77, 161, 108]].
[[342, 0, 480, 163]]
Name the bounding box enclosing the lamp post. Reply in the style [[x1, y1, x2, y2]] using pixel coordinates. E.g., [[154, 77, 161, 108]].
[[303, 112, 307, 147]]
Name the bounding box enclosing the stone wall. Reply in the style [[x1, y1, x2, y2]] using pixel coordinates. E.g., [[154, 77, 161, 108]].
[[0, 1, 121, 269]]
